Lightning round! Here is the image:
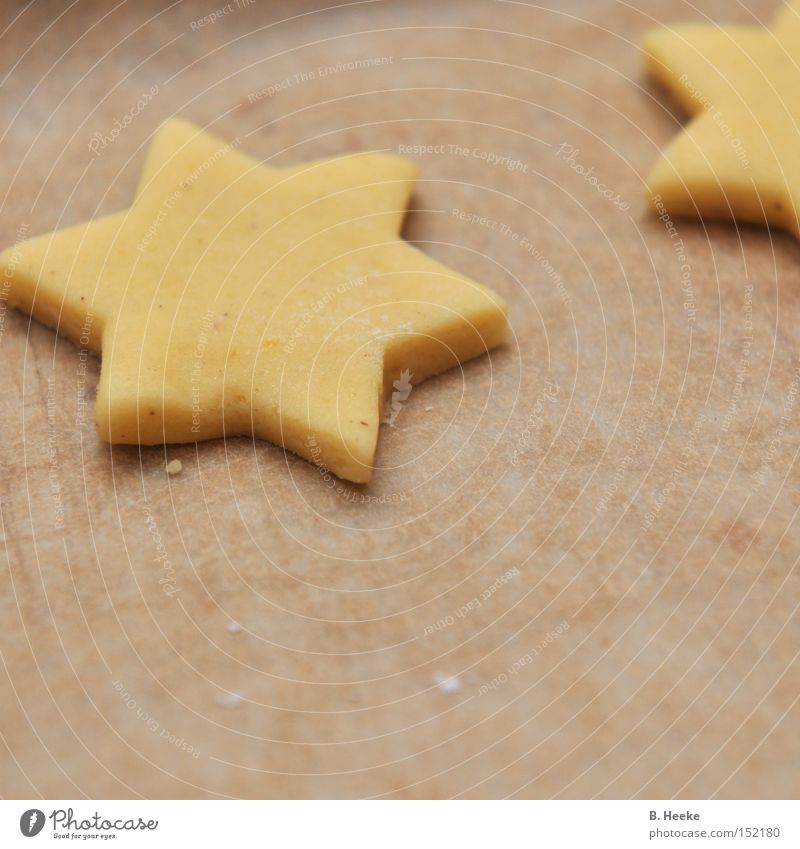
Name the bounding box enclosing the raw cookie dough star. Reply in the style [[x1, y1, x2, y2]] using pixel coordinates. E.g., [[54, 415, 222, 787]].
[[644, 0, 800, 237], [0, 119, 507, 483]]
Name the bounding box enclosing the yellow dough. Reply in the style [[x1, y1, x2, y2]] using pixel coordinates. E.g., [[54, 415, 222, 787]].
[[0, 119, 507, 483], [643, 0, 800, 238]]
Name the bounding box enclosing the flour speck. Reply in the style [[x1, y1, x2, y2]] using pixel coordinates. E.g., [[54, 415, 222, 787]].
[[215, 691, 245, 708], [433, 672, 462, 694]]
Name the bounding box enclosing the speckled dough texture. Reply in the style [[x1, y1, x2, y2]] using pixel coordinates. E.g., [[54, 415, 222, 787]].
[[0, 117, 507, 483], [0, 0, 798, 799]]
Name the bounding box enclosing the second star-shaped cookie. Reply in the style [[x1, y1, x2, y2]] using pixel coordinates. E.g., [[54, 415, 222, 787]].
[[644, 0, 800, 238], [1, 119, 507, 483]]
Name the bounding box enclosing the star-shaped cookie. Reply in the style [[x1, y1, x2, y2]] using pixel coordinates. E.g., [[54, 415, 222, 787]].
[[1, 119, 507, 483], [643, 0, 800, 237]]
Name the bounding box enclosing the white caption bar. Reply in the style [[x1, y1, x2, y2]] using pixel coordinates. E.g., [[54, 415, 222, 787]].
[[2, 800, 797, 847]]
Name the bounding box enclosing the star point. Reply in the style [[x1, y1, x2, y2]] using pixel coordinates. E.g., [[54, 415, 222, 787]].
[[644, 0, 800, 238]]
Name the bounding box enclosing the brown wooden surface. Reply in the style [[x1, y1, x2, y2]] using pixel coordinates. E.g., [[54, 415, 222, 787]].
[[1, 0, 798, 799]]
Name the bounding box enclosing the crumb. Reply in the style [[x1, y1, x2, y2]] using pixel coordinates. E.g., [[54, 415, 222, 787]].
[[166, 459, 183, 475], [226, 622, 242, 634], [433, 672, 462, 695], [215, 691, 245, 708], [425, 406, 433, 412]]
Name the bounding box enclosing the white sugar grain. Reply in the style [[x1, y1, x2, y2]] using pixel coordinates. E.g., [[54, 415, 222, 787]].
[[433, 672, 462, 695], [215, 692, 245, 708]]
